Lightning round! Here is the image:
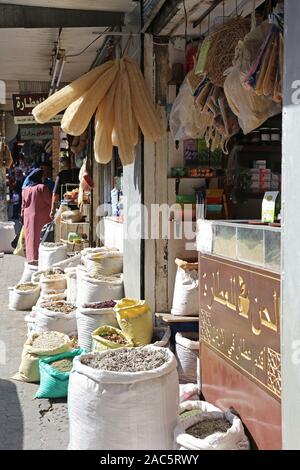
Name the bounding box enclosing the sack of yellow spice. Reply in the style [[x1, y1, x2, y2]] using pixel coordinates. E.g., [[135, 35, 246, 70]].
[[114, 299, 153, 346]]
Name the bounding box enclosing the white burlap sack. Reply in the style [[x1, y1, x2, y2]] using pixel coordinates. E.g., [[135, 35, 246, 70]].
[[32, 302, 77, 335], [175, 409, 250, 450], [40, 273, 67, 295], [36, 291, 67, 306], [0, 221, 15, 253], [171, 267, 199, 316], [38, 243, 68, 271], [76, 306, 118, 351], [68, 346, 179, 450], [14, 331, 72, 382], [8, 283, 40, 311], [76, 266, 124, 306], [81, 247, 110, 267], [19, 262, 38, 284], [85, 251, 123, 275], [175, 332, 199, 384], [65, 267, 77, 303]]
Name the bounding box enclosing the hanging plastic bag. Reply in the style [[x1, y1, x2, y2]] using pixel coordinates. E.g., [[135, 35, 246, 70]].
[[170, 75, 208, 140]]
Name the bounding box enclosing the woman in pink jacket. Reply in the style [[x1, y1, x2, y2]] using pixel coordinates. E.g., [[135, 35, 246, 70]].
[[21, 169, 51, 262]]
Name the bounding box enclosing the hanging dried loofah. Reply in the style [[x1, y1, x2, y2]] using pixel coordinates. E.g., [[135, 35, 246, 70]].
[[205, 16, 251, 87]]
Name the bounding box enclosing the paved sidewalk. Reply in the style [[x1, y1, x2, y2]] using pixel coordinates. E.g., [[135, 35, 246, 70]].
[[0, 255, 69, 450]]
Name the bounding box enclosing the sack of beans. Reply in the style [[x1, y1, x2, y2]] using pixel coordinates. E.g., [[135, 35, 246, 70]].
[[76, 301, 118, 351], [68, 346, 179, 449], [76, 266, 124, 306], [91, 325, 133, 352], [32, 301, 77, 335], [175, 332, 199, 384], [35, 348, 85, 399], [13, 331, 72, 382], [8, 282, 40, 311], [114, 299, 153, 346], [40, 271, 67, 295], [65, 267, 77, 303], [174, 408, 250, 450], [38, 242, 68, 271], [85, 251, 123, 275], [152, 326, 171, 348]]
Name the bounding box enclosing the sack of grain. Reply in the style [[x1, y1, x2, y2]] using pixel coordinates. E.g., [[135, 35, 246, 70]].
[[85, 251, 123, 275], [19, 261, 38, 284], [152, 326, 171, 348], [0, 221, 15, 253], [38, 242, 68, 271], [14, 331, 72, 382], [65, 267, 77, 303], [32, 301, 77, 335], [40, 272, 67, 295], [8, 282, 40, 311], [24, 313, 36, 337], [174, 409, 250, 450], [36, 291, 67, 306], [68, 346, 179, 449], [76, 266, 124, 306], [175, 332, 199, 384], [114, 298, 153, 346], [35, 348, 85, 399], [171, 259, 199, 316], [91, 325, 133, 352], [76, 301, 118, 351]]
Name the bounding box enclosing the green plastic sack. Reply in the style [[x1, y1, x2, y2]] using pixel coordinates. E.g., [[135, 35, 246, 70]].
[[91, 325, 133, 352], [35, 348, 85, 399]]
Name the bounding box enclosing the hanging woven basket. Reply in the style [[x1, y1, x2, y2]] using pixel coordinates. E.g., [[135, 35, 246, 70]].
[[205, 17, 251, 87]]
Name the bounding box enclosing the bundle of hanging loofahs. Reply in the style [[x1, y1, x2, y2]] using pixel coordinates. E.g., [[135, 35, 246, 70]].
[[32, 57, 164, 166], [205, 17, 251, 87]]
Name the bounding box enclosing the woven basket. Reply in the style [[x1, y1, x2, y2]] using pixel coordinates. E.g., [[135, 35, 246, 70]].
[[206, 17, 250, 87]]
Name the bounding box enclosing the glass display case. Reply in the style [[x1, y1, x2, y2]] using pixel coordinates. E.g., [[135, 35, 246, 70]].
[[197, 220, 281, 273]]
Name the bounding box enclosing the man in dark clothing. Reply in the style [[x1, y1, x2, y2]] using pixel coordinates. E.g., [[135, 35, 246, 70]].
[[50, 158, 80, 219], [12, 168, 24, 219]]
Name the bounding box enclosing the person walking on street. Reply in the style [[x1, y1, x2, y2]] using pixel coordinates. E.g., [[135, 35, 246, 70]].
[[21, 168, 51, 262]]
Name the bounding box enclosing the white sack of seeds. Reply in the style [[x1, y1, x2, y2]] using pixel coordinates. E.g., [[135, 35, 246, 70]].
[[76, 266, 124, 306], [76, 306, 118, 351], [68, 346, 179, 450], [174, 409, 250, 450], [13, 331, 72, 382], [171, 266, 198, 316], [32, 302, 77, 335], [175, 332, 199, 384], [8, 283, 40, 311], [38, 242, 68, 271]]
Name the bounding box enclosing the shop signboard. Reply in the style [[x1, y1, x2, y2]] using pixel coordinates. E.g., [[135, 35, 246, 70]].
[[20, 126, 53, 141], [12, 93, 62, 124], [199, 254, 281, 400]]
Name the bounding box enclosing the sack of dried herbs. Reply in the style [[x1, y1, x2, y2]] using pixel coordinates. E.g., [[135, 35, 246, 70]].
[[174, 409, 250, 450], [32, 301, 77, 335], [91, 325, 133, 352], [35, 348, 85, 399], [114, 298, 153, 346], [68, 346, 179, 450]]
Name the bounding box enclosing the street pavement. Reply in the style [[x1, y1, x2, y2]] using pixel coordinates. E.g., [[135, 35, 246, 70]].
[[0, 254, 69, 450]]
